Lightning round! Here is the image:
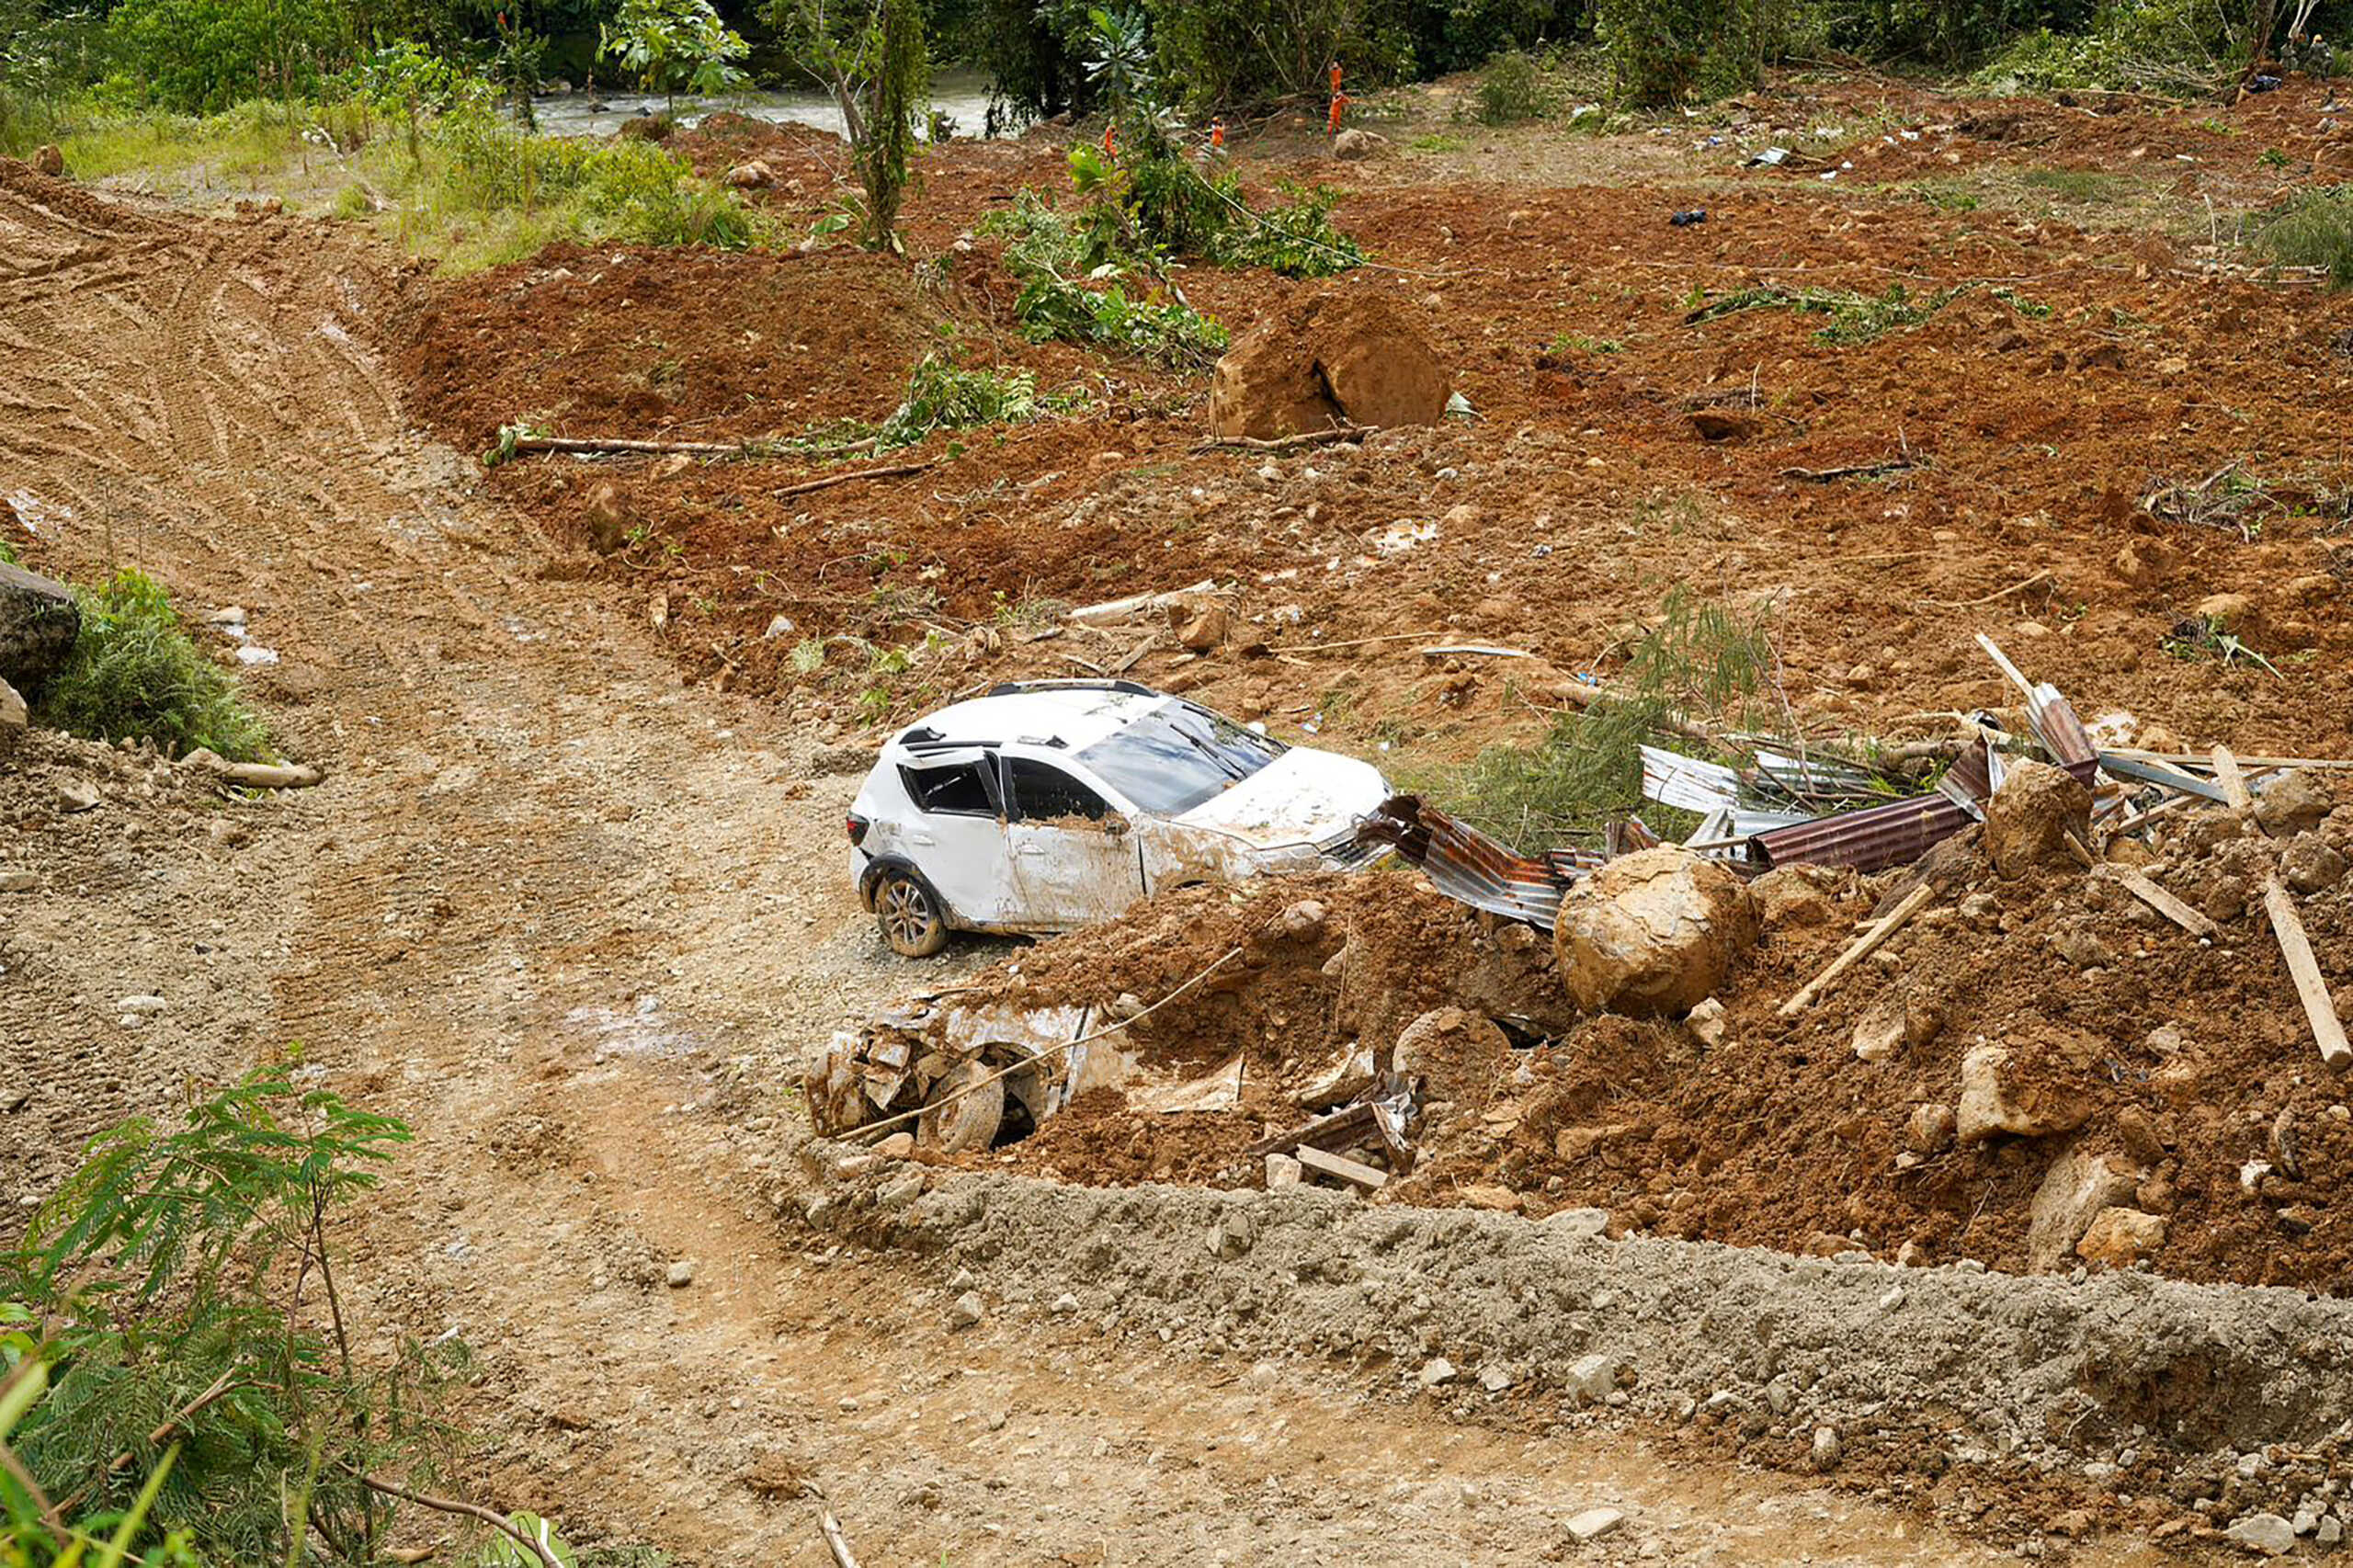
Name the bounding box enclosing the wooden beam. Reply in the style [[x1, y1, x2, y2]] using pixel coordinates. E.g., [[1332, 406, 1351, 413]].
[[1779, 881, 1937, 1018], [2212, 744, 2254, 812], [2263, 876, 2352, 1072], [1297, 1144, 1388, 1191], [2101, 865, 2222, 940]]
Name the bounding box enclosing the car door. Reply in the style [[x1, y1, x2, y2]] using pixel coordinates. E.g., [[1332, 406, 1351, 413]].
[[890, 750, 1019, 926], [1001, 755, 1146, 927]]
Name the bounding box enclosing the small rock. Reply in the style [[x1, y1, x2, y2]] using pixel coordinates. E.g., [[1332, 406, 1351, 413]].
[[949, 1290, 986, 1329], [2254, 770, 2332, 837], [1208, 1210, 1256, 1260], [2320, 1516, 2344, 1547], [949, 1267, 976, 1291], [2282, 834, 2347, 894], [1905, 1102, 1958, 1154], [2193, 592, 2264, 642], [1265, 1152, 1303, 1190], [1418, 1357, 1457, 1387], [2029, 1149, 2143, 1272], [1177, 604, 1229, 652], [724, 159, 776, 188], [1564, 1506, 1625, 1544], [1686, 996, 1728, 1048], [0, 869, 36, 893], [2224, 1513, 2297, 1556], [1958, 1044, 2090, 1144], [0, 677, 26, 744], [2076, 1207, 2167, 1269], [875, 1131, 915, 1158], [1563, 1352, 1621, 1403], [1331, 127, 1384, 160], [31, 143, 63, 176], [57, 780, 100, 813], [1478, 1365, 1514, 1392], [1811, 1426, 1842, 1471], [665, 1259, 696, 1288], [1984, 760, 2092, 877], [1050, 1291, 1080, 1314]]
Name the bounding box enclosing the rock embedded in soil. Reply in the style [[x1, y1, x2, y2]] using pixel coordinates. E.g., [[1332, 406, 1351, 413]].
[[1563, 1507, 1625, 1544], [1957, 1043, 2091, 1144], [1207, 290, 1449, 440], [2254, 770, 2334, 838], [948, 1290, 985, 1329], [1552, 848, 1758, 1017], [1389, 1006, 1509, 1108], [2028, 1146, 2143, 1272], [2076, 1206, 2167, 1269], [2281, 834, 2347, 894], [1984, 759, 2094, 878], [2225, 1513, 2298, 1556]]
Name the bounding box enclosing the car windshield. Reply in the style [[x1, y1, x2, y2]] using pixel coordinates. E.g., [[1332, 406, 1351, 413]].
[[1074, 700, 1286, 817]]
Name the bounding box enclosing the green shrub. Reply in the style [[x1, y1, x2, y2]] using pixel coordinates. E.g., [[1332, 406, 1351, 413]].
[[1593, 0, 1755, 105], [1212, 182, 1364, 276], [878, 355, 1040, 449], [103, 0, 352, 112], [1472, 48, 1554, 124], [38, 569, 267, 761], [1972, 0, 2248, 96], [2255, 187, 2353, 289], [426, 108, 758, 250]]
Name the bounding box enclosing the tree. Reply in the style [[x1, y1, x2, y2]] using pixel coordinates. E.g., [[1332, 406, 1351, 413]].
[[779, 0, 929, 251], [599, 0, 750, 116]]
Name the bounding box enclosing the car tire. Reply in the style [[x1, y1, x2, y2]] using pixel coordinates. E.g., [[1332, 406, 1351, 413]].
[[920, 1060, 1004, 1153], [874, 869, 950, 958]]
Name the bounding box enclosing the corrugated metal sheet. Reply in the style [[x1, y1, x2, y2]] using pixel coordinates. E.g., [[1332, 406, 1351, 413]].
[[1356, 795, 1579, 929]]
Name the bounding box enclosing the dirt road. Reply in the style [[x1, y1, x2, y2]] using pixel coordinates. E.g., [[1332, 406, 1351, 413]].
[[0, 163, 2170, 1564]]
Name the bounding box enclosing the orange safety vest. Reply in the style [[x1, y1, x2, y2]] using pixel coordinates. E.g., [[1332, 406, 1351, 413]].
[[1326, 91, 1351, 133]]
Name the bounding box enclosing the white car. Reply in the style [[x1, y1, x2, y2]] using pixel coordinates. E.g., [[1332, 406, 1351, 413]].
[[846, 680, 1390, 956]]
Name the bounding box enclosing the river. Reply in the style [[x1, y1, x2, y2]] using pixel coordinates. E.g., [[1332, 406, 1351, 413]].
[[531, 70, 1004, 141]]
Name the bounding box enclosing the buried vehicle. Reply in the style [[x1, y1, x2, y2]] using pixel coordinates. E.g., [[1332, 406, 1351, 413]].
[[846, 679, 1391, 956]]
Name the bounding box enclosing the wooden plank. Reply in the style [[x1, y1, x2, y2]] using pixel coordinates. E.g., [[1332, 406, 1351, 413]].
[[2101, 865, 2222, 940], [1779, 881, 1937, 1017], [1243, 1101, 1375, 1160], [1297, 1144, 1388, 1191], [2263, 876, 2353, 1072], [2212, 744, 2254, 812], [2063, 831, 2097, 869]]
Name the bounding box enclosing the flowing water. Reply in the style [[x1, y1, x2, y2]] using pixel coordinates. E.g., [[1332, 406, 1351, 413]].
[[531, 71, 1003, 141]]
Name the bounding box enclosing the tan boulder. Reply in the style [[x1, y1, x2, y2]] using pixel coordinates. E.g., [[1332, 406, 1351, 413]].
[[2076, 1206, 2167, 1269], [1208, 291, 1449, 441], [2027, 1147, 2143, 1271], [1552, 848, 1758, 1017], [31, 144, 64, 177], [1390, 1006, 1508, 1109], [724, 159, 776, 188], [1984, 759, 2092, 878], [1956, 1042, 2092, 1144], [585, 483, 635, 553]]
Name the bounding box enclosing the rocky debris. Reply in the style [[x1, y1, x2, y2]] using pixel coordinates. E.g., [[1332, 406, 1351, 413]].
[[1176, 602, 1228, 652], [1330, 128, 1387, 160], [56, 778, 99, 813], [1552, 849, 1758, 1016], [2256, 770, 2336, 838], [1810, 1426, 1842, 1471], [2194, 591, 2264, 642], [723, 159, 776, 188], [1264, 1152, 1303, 1189], [2281, 834, 2347, 894], [1905, 1102, 1958, 1154], [1983, 759, 2092, 877], [1563, 1352, 1621, 1403], [1686, 995, 1728, 1047], [31, 144, 63, 177], [1563, 1507, 1625, 1544], [1957, 1042, 2091, 1144], [2225, 1512, 2297, 1556], [0, 869, 36, 893], [948, 1290, 985, 1329], [1417, 1356, 1457, 1387], [1389, 1006, 1508, 1108], [2026, 1146, 2142, 1271], [0, 675, 25, 755], [665, 1258, 696, 1288], [1750, 866, 1840, 928], [2076, 1206, 2166, 1269], [1207, 1209, 1256, 1259], [1207, 290, 1449, 441], [0, 559, 80, 699]]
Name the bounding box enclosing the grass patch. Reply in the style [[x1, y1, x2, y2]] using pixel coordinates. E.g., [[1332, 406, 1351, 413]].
[[1408, 132, 1467, 153], [37, 567, 268, 760], [1417, 587, 1777, 849], [1686, 280, 2049, 346], [2254, 187, 2353, 288], [2018, 167, 2139, 206]]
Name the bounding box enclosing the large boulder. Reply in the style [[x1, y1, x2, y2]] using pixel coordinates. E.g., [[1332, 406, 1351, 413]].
[[1983, 759, 2091, 878], [1207, 291, 1449, 441], [0, 560, 79, 700], [1552, 848, 1758, 1016]]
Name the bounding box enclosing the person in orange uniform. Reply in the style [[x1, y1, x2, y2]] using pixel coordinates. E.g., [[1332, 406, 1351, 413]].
[[1326, 62, 1351, 136]]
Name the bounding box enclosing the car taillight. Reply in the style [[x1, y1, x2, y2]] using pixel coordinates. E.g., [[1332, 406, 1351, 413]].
[[846, 812, 869, 846]]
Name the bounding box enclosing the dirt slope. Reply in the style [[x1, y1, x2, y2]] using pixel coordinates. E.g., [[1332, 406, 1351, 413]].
[[0, 160, 2138, 1564]]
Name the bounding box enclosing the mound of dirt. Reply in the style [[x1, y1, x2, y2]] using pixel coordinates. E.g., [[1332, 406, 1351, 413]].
[[1207, 290, 1449, 439]]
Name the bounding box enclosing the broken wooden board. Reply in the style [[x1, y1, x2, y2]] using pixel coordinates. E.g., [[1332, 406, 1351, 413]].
[[2263, 876, 2353, 1072], [1779, 881, 1936, 1017], [1244, 1100, 1376, 1160], [2101, 865, 2222, 941], [2213, 744, 2254, 812], [1297, 1144, 1388, 1191]]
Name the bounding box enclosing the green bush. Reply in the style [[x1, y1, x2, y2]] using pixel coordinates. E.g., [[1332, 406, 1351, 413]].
[[103, 0, 352, 112], [1592, 0, 1754, 104], [878, 355, 1041, 449], [427, 108, 758, 249], [1472, 48, 1553, 124], [1972, 0, 2245, 95], [2255, 187, 2353, 289], [38, 569, 267, 762]]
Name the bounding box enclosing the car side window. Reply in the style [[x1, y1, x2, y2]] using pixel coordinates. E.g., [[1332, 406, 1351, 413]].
[[1006, 758, 1109, 823], [900, 761, 997, 817]]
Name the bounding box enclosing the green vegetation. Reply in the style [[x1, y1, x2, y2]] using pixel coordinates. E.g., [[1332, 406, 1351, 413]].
[[1688, 280, 2050, 347], [877, 355, 1044, 449], [2255, 187, 2353, 288], [1423, 587, 1778, 848], [1472, 48, 1554, 124], [2162, 611, 2282, 677], [980, 189, 1232, 364], [38, 568, 268, 762], [780, 0, 930, 249], [600, 0, 750, 113]]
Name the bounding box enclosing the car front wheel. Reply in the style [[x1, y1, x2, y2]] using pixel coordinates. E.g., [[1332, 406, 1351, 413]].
[[875, 869, 950, 958]]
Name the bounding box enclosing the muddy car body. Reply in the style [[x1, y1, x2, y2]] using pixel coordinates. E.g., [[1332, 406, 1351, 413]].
[[847, 680, 1389, 955]]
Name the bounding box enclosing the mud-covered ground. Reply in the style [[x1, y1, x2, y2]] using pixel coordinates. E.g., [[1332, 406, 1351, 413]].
[[5, 61, 2352, 1564]]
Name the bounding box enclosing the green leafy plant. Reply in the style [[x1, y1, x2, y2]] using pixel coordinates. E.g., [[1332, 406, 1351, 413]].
[[599, 0, 751, 114], [37, 568, 267, 761], [1472, 48, 1553, 124], [0, 1070, 466, 1565], [877, 356, 1041, 450], [1686, 280, 2048, 346], [2161, 613, 2281, 679]]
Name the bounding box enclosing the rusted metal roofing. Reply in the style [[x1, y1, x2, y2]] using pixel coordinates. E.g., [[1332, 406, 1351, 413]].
[[1356, 795, 1580, 929]]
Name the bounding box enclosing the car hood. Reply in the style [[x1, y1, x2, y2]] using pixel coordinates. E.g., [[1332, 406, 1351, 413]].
[[1170, 746, 1389, 849]]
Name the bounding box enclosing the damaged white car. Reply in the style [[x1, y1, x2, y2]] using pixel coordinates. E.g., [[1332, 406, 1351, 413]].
[[846, 680, 1389, 956]]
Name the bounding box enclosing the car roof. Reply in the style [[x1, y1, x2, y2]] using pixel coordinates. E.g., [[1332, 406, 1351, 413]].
[[889, 685, 1170, 756]]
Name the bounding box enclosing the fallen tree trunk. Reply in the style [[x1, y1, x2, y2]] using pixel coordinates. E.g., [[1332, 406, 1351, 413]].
[[181, 747, 325, 789]]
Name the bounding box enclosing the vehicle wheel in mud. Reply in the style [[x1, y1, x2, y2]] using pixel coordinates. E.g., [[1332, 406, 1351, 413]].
[[875, 869, 949, 957], [919, 1060, 1004, 1153]]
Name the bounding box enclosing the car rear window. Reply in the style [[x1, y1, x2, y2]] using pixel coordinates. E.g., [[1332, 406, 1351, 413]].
[[900, 761, 995, 816], [1074, 701, 1284, 817]]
